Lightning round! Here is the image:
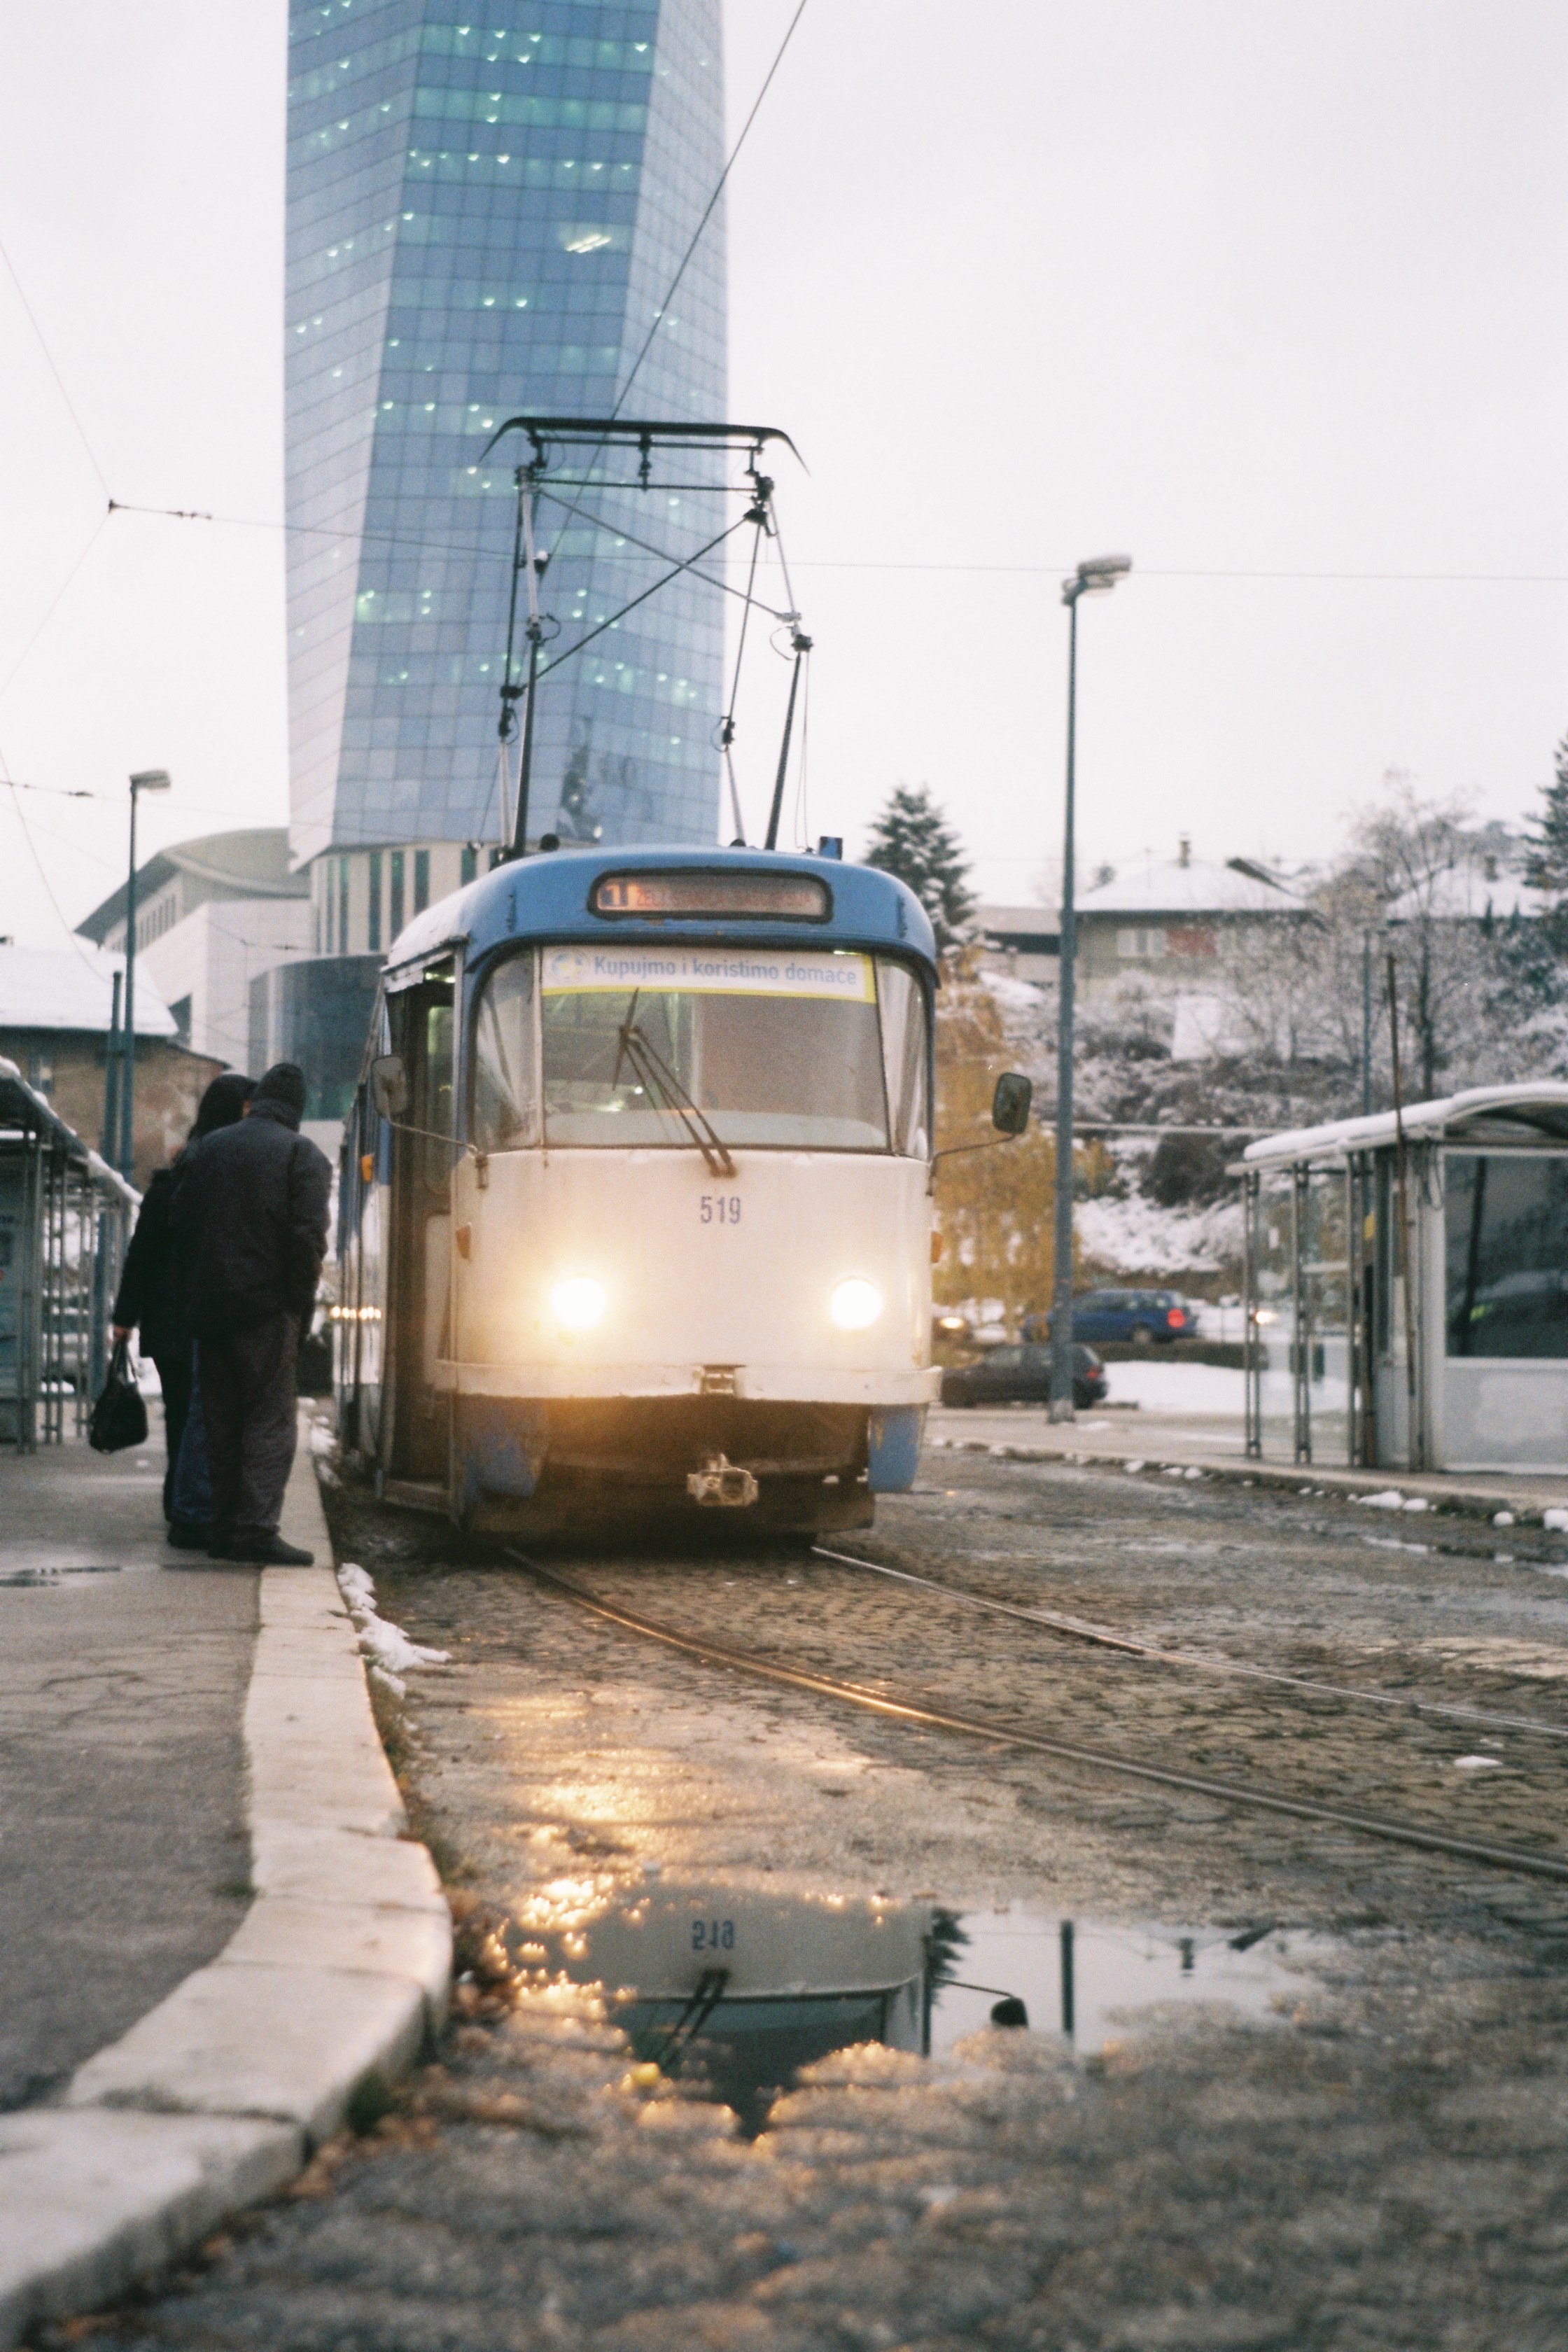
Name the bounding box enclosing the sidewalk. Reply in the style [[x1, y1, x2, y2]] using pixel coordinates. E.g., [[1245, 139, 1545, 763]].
[[0, 1433, 258, 2110], [925, 1402, 1568, 1522]]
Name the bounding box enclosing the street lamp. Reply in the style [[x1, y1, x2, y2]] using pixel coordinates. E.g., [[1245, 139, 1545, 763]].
[[1049, 555, 1131, 1422], [120, 769, 172, 1180]]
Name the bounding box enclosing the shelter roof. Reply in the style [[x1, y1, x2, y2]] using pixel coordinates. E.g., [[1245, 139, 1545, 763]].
[[0, 944, 176, 1037], [386, 846, 939, 974], [1077, 855, 1300, 920], [77, 827, 305, 944], [1243, 1083, 1568, 1168]]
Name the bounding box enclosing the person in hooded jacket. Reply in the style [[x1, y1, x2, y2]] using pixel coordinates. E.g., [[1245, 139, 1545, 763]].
[[111, 1070, 255, 1521], [172, 1060, 331, 1564]]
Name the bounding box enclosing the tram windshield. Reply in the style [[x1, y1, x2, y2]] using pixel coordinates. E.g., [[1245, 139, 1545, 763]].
[[472, 946, 929, 1156]]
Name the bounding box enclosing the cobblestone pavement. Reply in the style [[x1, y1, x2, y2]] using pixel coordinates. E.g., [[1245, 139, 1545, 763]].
[[62, 1454, 1568, 2351]]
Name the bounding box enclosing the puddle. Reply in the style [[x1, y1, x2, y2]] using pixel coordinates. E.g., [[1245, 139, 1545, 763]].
[[929, 1907, 1327, 2054], [521, 1882, 1328, 2132]]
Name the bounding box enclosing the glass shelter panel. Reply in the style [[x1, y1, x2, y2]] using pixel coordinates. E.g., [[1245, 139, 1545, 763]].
[[1446, 1152, 1568, 1359], [1249, 1172, 1297, 1454], [1301, 1165, 1351, 1462]]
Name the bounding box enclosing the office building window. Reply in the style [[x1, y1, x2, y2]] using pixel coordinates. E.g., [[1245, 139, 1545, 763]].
[[368, 850, 383, 955], [461, 845, 477, 888], [337, 857, 350, 956], [414, 848, 430, 915], [389, 849, 405, 943]]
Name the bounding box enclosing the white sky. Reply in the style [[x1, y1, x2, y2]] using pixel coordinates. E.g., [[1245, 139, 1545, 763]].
[[0, 0, 1563, 946]]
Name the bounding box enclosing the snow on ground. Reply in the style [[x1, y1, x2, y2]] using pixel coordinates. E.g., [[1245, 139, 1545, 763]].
[[338, 1561, 451, 1696], [1077, 1189, 1244, 1278], [1101, 1362, 1246, 1418]]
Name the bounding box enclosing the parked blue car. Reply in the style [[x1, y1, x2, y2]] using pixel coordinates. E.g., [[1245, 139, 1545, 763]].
[[1023, 1287, 1194, 1348]]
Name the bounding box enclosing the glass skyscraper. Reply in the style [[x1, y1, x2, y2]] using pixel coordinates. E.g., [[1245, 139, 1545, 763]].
[[285, 0, 727, 906]]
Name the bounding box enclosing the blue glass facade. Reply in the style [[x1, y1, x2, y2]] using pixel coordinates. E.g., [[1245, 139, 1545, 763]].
[[285, 0, 727, 873]]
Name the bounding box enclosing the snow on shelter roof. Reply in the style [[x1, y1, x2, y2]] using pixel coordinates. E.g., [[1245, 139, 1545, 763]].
[[0, 943, 176, 1037], [1243, 1084, 1568, 1169]]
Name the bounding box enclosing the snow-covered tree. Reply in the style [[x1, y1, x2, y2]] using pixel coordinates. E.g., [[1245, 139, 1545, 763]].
[[863, 783, 976, 954]]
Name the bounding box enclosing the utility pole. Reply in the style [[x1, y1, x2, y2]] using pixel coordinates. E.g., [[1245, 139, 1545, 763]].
[[1362, 930, 1374, 1116], [1049, 556, 1131, 1422], [120, 769, 171, 1182]]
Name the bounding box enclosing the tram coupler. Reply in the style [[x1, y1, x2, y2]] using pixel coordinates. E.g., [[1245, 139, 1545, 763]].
[[687, 1453, 760, 1508]]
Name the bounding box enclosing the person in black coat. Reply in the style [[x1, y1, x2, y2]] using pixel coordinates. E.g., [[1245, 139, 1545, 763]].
[[111, 1071, 254, 1518], [172, 1060, 331, 1564]]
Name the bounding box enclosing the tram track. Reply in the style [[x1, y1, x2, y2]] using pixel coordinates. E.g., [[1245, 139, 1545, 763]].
[[507, 1548, 1568, 1888], [812, 1542, 1568, 1744]]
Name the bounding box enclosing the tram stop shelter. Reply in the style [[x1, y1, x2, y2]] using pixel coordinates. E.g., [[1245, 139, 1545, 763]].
[[1240, 1083, 1568, 1474], [0, 1056, 136, 1451]]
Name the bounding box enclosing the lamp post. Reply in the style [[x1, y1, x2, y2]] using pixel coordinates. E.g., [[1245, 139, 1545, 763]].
[[1049, 556, 1131, 1422], [120, 769, 172, 1180]]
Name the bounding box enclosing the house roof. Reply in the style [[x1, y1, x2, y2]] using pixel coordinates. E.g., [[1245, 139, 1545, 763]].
[[1385, 865, 1548, 924], [1243, 1083, 1568, 1168], [0, 944, 177, 1037], [76, 827, 306, 944], [1077, 854, 1300, 920]]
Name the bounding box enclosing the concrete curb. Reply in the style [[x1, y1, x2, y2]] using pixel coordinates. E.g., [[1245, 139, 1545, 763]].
[[0, 1410, 452, 2348], [930, 1429, 1562, 1525]]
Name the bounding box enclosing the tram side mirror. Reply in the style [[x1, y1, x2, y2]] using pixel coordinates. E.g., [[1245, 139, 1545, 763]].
[[991, 1072, 1032, 1137], [370, 1054, 407, 1120]]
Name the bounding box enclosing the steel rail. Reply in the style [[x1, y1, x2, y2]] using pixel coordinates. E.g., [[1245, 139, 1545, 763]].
[[507, 1553, 1568, 1887], [812, 1544, 1568, 1745]]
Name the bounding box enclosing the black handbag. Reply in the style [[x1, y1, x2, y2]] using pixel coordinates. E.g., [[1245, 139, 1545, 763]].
[[90, 1336, 149, 1454]]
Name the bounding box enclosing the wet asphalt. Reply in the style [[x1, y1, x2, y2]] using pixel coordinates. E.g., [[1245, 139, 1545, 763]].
[[0, 1438, 255, 2113], [56, 1450, 1568, 2351]]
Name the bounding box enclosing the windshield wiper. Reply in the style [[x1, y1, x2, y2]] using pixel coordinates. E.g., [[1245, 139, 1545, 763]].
[[615, 1016, 736, 1178]]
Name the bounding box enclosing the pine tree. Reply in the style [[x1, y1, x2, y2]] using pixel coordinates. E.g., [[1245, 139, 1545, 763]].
[[863, 783, 976, 953], [1522, 732, 1568, 899]]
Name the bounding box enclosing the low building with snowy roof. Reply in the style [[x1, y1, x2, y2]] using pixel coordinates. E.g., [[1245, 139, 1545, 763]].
[[1073, 839, 1303, 991], [0, 942, 222, 1190]]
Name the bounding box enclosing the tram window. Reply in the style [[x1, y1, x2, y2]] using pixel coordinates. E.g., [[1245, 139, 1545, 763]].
[[422, 1002, 454, 1192], [536, 946, 890, 1151], [472, 952, 540, 1151], [875, 959, 930, 1158], [1446, 1151, 1568, 1358]]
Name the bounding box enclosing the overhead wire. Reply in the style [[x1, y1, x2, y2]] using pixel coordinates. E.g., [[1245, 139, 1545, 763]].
[[0, 512, 111, 704], [0, 235, 112, 503], [536, 0, 812, 566]]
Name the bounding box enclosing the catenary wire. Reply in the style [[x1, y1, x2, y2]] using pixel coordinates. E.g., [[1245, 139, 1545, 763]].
[[539, 0, 812, 569], [811, 1544, 1568, 1744], [507, 1553, 1568, 1887], [0, 237, 112, 502], [101, 506, 1564, 592], [0, 513, 110, 704]]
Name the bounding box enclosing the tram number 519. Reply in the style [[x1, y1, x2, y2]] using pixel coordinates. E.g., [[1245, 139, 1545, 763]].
[[699, 1195, 741, 1224], [692, 1917, 736, 1953]]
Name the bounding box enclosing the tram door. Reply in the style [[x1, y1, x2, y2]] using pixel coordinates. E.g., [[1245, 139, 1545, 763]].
[[387, 965, 456, 1480]]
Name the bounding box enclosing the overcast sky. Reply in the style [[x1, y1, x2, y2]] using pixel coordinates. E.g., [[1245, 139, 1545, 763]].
[[0, 0, 1563, 946]]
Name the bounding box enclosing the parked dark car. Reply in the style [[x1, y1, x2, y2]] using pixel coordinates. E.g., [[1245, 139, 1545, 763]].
[[940, 1342, 1107, 1410], [1023, 1287, 1193, 1347]]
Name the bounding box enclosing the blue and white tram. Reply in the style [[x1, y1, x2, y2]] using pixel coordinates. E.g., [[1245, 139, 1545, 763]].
[[335, 846, 944, 1536]]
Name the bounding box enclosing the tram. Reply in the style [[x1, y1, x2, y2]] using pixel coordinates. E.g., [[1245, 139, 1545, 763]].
[[335, 843, 1021, 1535]]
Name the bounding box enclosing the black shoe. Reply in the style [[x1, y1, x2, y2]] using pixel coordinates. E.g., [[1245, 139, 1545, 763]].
[[167, 1521, 212, 1550], [225, 1534, 316, 1567]]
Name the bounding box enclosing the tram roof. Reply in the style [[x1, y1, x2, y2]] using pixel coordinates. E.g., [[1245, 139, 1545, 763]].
[[384, 846, 939, 976], [1242, 1082, 1568, 1170]]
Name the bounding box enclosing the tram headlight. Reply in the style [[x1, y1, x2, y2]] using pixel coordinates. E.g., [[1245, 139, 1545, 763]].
[[829, 1278, 883, 1331], [550, 1275, 607, 1333]]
